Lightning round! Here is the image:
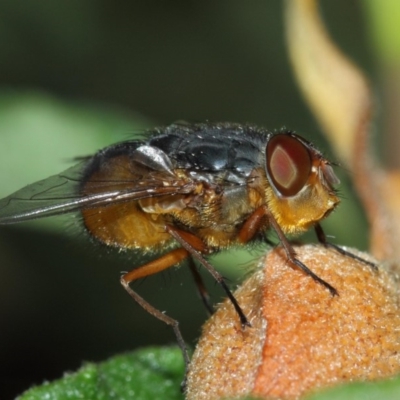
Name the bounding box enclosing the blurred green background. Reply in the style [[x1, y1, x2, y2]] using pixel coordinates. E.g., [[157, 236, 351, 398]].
[[0, 1, 382, 399]]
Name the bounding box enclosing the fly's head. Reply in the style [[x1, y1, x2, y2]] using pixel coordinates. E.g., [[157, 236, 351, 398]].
[[264, 132, 340, 234]]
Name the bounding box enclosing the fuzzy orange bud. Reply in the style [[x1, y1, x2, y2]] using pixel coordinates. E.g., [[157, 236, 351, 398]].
[[186, 245, 400, 400]]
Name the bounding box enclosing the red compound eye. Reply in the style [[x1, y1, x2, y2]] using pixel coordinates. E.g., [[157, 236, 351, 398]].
[[266, 134, 312, 197]]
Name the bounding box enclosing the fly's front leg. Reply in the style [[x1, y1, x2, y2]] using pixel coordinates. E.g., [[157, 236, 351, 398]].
[[121, 247, 191, 376], [241, 206, 338, 296], [314, 223, 377, 270], [238, 205, 268, 244]]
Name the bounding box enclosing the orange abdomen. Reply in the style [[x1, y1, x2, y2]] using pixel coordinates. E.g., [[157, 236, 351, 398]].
[[82, 202, 171, 250]]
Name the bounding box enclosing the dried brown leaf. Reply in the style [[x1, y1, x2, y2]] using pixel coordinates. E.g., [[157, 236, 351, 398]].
[[285, 0, 400, 262]]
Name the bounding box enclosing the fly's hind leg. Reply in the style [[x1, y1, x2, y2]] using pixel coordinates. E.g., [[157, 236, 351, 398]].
[[121, 247, 191, 377]]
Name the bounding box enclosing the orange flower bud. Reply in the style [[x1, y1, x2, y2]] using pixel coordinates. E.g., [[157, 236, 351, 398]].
[[186, 245, 400, 400]]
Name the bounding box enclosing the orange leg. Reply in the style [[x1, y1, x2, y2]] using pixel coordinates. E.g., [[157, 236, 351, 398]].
[[123, 242, 213, 317], [238, 205, 268, 244], [121, 224, 251, 384], [121, 247, 191, 377], [122, 247, 189, 283]]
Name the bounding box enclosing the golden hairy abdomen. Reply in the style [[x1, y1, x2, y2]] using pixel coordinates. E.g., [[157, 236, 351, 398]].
[[82, 203, 171, 250]]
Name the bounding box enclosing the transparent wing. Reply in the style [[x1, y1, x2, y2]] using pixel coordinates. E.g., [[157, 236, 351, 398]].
[[0, 145, 195, 225]]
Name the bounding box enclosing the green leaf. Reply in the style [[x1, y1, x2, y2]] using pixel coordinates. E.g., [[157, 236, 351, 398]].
[[18, 347, 185, 400], [16, 344, 400, 400], [305, 377, 400, 400]]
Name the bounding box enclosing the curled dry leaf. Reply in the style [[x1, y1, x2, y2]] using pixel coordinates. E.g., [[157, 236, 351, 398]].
[[186, 245, 400, 400], [285, 0, 400, 262]]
